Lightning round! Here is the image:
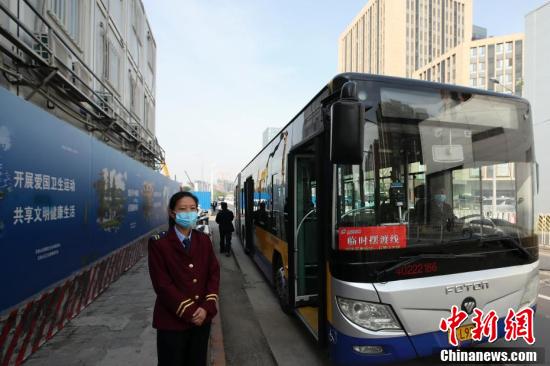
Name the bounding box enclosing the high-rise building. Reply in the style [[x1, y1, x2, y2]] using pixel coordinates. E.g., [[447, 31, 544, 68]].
[[525, 2, 550, 217], [0, 0, 162, 167], [472, 25, 487, 40], [262, 127, 280, 147], [338, 0, 473, 78], [413, 33, 524, 95]]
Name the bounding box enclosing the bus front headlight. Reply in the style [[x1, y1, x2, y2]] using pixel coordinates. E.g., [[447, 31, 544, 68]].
[[336, 296, 402, 331], [519, 275, 539, 309]]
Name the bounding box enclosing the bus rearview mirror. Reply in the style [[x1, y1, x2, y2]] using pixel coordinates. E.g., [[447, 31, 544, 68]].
[[330, 82, 364, 165]]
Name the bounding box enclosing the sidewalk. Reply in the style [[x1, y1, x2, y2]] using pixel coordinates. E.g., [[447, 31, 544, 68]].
[[23, 246, 226, 366], [22, 216, 279, 366], [24, 258, 157, 366]]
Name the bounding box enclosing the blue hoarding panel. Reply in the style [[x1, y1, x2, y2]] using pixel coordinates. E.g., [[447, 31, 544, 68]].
[[193, 191, 211, 211], [0, 87, 180, 312]]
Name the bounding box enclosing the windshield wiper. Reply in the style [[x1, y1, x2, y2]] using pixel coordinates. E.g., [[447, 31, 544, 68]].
[[481, 235, 533, 261], [375, 252, 487, 281]]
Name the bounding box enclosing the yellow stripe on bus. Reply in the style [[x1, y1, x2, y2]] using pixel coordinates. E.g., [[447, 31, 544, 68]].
[[254, 225, 289, 278]]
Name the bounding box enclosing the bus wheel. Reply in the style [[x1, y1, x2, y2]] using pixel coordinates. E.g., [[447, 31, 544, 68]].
[[273, 256, 291, 313]]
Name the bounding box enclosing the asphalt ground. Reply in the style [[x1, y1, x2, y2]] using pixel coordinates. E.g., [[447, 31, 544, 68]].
[[209, 220, 329, 366]]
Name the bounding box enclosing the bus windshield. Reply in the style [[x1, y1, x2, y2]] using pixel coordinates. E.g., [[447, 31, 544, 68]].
[[335, 85, 535, 253]]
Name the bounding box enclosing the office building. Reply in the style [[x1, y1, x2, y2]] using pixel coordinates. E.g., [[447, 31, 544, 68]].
[[472, 24, 487, 40], [0, 0, 162, 167], [413, 33, 524, 95], [338, 0, 473, 78]]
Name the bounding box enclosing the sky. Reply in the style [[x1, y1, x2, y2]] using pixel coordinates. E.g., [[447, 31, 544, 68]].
[[142, 0, 549, 187]]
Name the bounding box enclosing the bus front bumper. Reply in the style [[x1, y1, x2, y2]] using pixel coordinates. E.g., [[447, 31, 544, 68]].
[[328, 305, 537, 366]]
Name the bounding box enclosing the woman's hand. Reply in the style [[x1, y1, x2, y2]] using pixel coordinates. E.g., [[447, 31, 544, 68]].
[[192, 307, 207, 326]]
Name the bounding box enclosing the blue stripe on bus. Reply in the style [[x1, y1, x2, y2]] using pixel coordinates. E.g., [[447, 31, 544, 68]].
[[253, 248, 274, 285], [328, 305, 537, 365]]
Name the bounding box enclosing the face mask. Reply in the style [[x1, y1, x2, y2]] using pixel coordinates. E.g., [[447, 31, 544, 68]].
[[434, 194, 447, 204], [175, 211, 198, 228]]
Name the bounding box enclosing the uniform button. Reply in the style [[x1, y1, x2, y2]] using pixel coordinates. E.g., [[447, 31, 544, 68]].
[[193, 279, 198, 283], [189, 264, 194, 268], [194, 295, 199, 300]]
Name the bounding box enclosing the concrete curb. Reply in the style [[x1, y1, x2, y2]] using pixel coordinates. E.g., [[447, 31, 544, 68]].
[[209, 314, 226, 366]]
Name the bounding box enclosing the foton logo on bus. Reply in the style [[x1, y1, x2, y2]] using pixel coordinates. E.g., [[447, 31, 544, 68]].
[[338, 225, 407, 250]]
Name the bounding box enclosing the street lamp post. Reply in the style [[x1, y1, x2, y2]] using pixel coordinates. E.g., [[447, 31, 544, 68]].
[[489, 78, 514, 94]]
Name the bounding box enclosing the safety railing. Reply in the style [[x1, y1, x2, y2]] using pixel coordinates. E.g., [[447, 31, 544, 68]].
[[536, 214, 550, 248]]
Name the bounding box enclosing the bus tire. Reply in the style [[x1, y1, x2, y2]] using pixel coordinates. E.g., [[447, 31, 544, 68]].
[[273, 254, 291, 314]]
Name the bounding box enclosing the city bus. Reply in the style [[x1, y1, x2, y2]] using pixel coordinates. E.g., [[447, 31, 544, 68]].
[[234, 73, 539, 365]]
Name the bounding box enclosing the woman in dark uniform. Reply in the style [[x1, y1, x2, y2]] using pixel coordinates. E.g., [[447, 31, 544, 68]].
[[148, 191, 220, 366]]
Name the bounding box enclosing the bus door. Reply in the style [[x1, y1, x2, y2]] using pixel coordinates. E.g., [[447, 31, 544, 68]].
[[244, 177, 254, 254], [292, 152, 320, 335]]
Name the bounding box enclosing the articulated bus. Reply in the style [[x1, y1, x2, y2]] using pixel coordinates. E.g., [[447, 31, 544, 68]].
[[234, 73, 538, 365]]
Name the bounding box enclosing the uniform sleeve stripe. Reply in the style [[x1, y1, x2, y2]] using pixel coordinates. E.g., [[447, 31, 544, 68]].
[[206, 294, 218, 299], [178, 301, 195, 317], [206, 297, 217, 302], [176, 299, 192, 315]]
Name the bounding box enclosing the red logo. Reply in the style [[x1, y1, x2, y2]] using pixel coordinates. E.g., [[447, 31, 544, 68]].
[[471, 308, 498, 343], [338, 225, 407, 251], [439, 305, 468, 346], [440, 306, 536, 346], [504, 307, 535, 344]]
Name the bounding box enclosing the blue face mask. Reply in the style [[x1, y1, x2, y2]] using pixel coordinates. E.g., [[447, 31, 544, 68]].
[[175, 211, 198, 228], [434, 194, 447, 204]]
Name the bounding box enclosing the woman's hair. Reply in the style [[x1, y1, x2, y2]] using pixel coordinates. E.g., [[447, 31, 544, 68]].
[[168, 191, 199, 227]]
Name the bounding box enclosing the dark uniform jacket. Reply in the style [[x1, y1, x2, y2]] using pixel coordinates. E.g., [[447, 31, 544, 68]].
[[215, 209, 234, 233], [148, 227, 220, 331]]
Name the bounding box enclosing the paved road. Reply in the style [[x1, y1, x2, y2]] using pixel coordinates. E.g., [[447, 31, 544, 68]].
[[210, 221, 329, 366], [540, 249, 550, 271]]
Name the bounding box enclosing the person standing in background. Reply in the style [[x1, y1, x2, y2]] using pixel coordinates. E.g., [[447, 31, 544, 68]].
[[216, 202, 234, 257]]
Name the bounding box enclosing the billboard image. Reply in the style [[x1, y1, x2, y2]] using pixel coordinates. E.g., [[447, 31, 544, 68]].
[[0, 87, 180, 312]]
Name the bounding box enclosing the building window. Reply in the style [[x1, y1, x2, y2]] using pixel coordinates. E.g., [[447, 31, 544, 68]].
[[470, 78, 476, 87], [506, 58, 513, 69], [469, 63, 477, 74], [496, 59, 503, 70], [470, 47, 477, 58], [496, 163, 510, 177], [144, 97, 152, 130], [496, 43, 503, 54], [52, 0, 81, 42], [505, 42, 513, 53], [106, 39, 121, 91], [108, 0, 123, 29], [129, 0, 142, 64], [479, 77, 486, 86], [129, 72, 137, 113], [479, 46, 486, 58]]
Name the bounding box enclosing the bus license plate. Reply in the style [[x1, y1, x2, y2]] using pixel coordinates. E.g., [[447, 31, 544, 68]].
[[454, 324, 475, 343]]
